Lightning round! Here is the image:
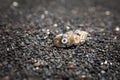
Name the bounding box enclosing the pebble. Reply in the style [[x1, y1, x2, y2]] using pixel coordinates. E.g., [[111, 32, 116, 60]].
[[115, 27, 120, 31], [34, 61, 40, 66], [20, 42, 25, 46], [79, 23, 85, 27], [35, 67, 39, 70], [12, 1, 19, 7], [6, 48, 10, 51], [41, 14, 45, 19], [44, 10, 48, 15], [110, 62, 113, 65], [44, 36, 48, 39], [79, 74, 87, 79], [104, 60, 108, 64], [86, 54, 89, 57], [69, 64, 75, 69], [66, 25, 70, 30], [46, 29, 50, 34], [105, 11, 111, 16], [53, 24, 58, 27], [101, 70, 106, 74]]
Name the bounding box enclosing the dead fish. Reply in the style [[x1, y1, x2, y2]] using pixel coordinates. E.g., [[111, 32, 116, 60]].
[[54, 30, 88, 47]]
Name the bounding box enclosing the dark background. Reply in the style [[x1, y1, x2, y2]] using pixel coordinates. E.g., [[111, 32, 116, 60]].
[[0, 0, 120, 80]]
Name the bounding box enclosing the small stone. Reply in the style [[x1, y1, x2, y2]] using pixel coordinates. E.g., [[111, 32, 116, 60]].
[[105, 11, 111, 15], [11, 45, 15, 49], [44, 36, 48, 39], [115, 27, 120, 31], [23, 78, 27, 80], [101, 62, 104, 65], [104, 60, 108, 64], [6, 48, 10, 51], [35, 67, 39, 70], [41, 14, 45, 19], [20, 42, 25, 46], [79, 74, 87, 79], [53, 24, 58, 27], [33, 59, 37, 63], [113, 36, 117, 40], [69, 64, 75, 69], [71, 8, 78, 14], [79, 23, 85, 27], [34, 62, 40, 66], [101, 70, 106, 74], [44, 10, 48, 14], [86, 54, 89, 57], [12, 1, 19, 7], [66, 26, 70, 30], [110, 62, 113, 65], [46, 29, 50, 34]]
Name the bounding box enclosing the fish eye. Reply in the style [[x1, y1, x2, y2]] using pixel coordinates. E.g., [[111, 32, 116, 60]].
[[61, 38, 68, 44]]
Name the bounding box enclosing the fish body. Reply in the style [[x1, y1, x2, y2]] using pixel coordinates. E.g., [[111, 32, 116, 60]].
[[54, 30, 88, 47]]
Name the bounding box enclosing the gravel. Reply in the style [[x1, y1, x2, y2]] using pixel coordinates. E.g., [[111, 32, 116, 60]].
[[0, 0, 120, 80]]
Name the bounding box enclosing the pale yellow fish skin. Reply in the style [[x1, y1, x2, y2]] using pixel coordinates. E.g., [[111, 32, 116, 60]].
[[54, 30, 88, 47]]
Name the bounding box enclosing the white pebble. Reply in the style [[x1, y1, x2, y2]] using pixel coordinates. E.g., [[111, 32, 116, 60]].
[[105, 11, 111, 15], [44, 10, 48, 14], [79, 23, 85, 27], [35, 67, 39, 70], [110, 62, 113, 65], [12, 1, 18, 7], [53, 24, 58, 27], [104, 60, 108, 64], [34, 62, 40, 66], [41, 14, 45, 19], [86, 55, 89, 57], [115, 27, 120, 31], [6, 48, 10, 51], [66, 26, 70, 30], [101, 62, 104, 65], [101, 70, 105, 74], [46, 29, 50, 34]]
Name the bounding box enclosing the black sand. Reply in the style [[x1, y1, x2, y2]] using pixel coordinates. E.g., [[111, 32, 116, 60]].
[[0, 0, 120, 80]]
